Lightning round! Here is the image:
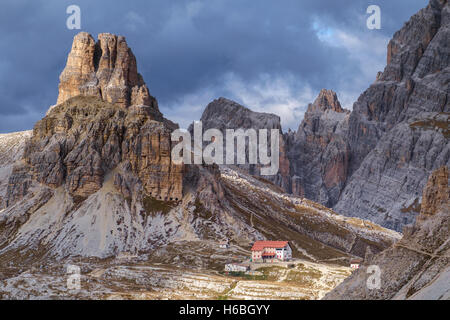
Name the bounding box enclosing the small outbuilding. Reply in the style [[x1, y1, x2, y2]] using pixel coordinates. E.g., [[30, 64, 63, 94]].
[[224, 263, 250, 273]]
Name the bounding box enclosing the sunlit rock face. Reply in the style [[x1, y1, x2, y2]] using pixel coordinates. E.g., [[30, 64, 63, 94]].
[[6, 32, 183, 208], [57, 32, 158, 111]]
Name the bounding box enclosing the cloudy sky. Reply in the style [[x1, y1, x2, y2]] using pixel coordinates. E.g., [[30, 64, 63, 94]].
[[0, 0, 428, 133]]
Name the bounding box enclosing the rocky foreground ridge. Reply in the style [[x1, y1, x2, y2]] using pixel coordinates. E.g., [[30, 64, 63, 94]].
[[324, 166, 449, 300]]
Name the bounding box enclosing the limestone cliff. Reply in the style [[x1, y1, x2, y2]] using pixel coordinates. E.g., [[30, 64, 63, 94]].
[[196, 90, 351, 208], [57, 32, 157, 110], [196, 0, 449, 230], [286, 89, 350, 207], [334, 0, 449, 230], [190, 97, 292, 190], [6, 95, 183, 206], [6, 33, 182, 208], [0, 131, 32, 209]]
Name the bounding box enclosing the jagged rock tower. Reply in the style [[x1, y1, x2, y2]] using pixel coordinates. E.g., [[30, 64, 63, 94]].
[[5, 32, 183, 208], [57, 32, 158, 110], [286, 89, 351, 207]]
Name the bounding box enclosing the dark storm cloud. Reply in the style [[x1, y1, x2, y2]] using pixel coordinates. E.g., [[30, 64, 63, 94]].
[[0, 0, 428, 132]]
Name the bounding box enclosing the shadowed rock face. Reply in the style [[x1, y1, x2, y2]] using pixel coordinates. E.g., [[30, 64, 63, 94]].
[[286, 89, 350, 207], [199, 97, 282, 130], [195, 93, 351, 207], [289, 1, 449, 229], [334, 0, 449, 230], [190, 97, 292, 191], [0, 131, 32, 210], [57, 32, 158, 110], [195, 0, 449, 232], [324, 166, 449, 300]]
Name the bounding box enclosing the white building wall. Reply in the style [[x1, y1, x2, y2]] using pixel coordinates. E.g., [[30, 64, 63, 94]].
[[285, 245, 292, 260], [275, 245, 292, 261]]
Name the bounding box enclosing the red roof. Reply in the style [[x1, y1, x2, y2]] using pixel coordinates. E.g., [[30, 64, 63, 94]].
[[350, 259, 363, 264], [251, 241, 289, 251]]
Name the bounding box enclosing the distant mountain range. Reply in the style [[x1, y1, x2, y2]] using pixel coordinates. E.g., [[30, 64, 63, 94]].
[[198, 0, 449, 232]]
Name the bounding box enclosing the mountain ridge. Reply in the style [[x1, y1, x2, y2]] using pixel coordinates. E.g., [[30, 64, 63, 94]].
[[196, 0, 449, 231], [0, 32, 398, 268]]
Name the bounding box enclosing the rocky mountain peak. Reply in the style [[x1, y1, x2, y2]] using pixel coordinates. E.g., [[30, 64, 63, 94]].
[[5, 33, 182, 209], [287, 89, 350, 207], [307, 89, 346, 114], [57, 32, 158, 110], [199, 97, 281, 130]]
